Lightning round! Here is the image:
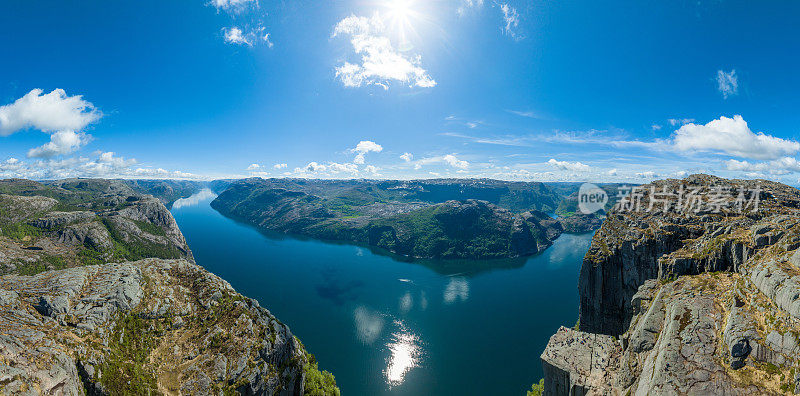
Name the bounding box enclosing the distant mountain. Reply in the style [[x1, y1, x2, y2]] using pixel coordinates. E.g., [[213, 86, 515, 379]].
[[120, 179, 207, 207], [211, 178, 566, 260], [227, 177, 563, 213]]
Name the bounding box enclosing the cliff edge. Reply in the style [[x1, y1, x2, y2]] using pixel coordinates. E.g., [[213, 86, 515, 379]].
[[542, 175, 800, 395]]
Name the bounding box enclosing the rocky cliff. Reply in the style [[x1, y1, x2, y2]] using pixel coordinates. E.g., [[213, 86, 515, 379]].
[[211, 179, 564, 259], [0, 178, 192, 275], [0, 259, 325, 395], [541, 175, 800, 395], [0, 178, 339, 395]]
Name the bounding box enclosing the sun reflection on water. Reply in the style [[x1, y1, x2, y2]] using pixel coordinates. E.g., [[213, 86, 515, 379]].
[[384, 321, 421, 387]]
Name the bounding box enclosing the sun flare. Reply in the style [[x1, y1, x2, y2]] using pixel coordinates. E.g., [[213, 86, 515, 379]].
[[379, 0, 430, 50], [385, 0, 415, 20]]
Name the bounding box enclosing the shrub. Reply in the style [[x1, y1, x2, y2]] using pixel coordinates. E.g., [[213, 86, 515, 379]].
[[527, 378, 544, 396], [303, 360, 340, 396], [99, 314, 160, 395]]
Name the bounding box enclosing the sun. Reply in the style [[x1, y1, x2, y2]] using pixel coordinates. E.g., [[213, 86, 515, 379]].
[[380, 0, 428, 49], [385, 0, 415, 20]]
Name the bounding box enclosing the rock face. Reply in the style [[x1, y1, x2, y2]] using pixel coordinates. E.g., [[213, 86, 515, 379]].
[[557, 214, 603, 234], [0, 178, 192, 275], [542, 175, 800, 395], [0, 178, 339, 395], [0, 259, 313, 395], [212, 179, 564, 259]]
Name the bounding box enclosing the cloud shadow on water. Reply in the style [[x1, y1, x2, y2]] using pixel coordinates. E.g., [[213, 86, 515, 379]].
[[315, 266, 365, 306]]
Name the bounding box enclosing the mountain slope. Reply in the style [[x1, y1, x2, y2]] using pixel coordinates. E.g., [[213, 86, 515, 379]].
[[211, 178, 564, 260], [0, 178, 193, 275], [541, 175, 800, 394], [0, 178, 339, 394]]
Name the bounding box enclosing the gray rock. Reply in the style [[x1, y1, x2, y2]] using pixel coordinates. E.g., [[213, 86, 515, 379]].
[[0, 259, 314, 394], [545, 175, 800, 395]]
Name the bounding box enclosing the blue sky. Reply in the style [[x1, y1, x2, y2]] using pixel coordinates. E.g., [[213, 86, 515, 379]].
[[2, 0, 800, 183]]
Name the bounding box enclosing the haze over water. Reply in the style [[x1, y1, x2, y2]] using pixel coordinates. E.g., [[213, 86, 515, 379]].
[[171, 190, 593, 395]]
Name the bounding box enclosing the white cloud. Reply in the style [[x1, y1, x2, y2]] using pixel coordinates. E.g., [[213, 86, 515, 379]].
[[636, 171, 658, 179], [0, 88, 101, 137], [294, 161, 361, 176], [0, 152, 197, 180], [400, 152, 413, 162], [132, 167, 196, 179], [273, 163, 287, 169], [500, 4, 522, 40], [443, 154, 468, 169], [651, 124, 662, 131], [223, 27, 252, 46], [210, 0, 256, 12], [27, 130, 91, 158], [717, 69, 738, 99], [547, 158, 590, 172], [607, 168, 618, 176], [247, 163, 260, 170], [726, 157, 800, 175], [364, 165, 381, 175], [332, 13, 436, 89], [263, 32, 274, 48], [415, 154, 469, 170], [507, 109, 538, 118], [457, 0, 484, 16], [302, 162, 326, 173], [351, 140, 383, 164], [328, 162, 359, 174], [668, 118, 694, 126], [673, 115, 799, 160]]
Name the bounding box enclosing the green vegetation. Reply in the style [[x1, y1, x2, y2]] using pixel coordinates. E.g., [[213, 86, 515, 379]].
[[213, 179, 563, 260], [526, 378, 544, 396], [325, 198, 363, 217], [368, 204, 528, 259], [0, 222, 41, 241], [303, 357, 340, 396], [78, 247, 107, 266], [0, 255, 68, 276], [98, 313, 161, 395], [10, 261, 48, 276], [132, 218, 167, 236], [101, 218, 183, 261]]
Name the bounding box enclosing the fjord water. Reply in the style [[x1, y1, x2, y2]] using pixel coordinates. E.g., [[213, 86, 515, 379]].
[[171, 191, 593, 395]]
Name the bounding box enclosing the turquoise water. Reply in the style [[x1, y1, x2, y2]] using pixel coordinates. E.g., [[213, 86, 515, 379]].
[[171, 191, 593, 395]]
